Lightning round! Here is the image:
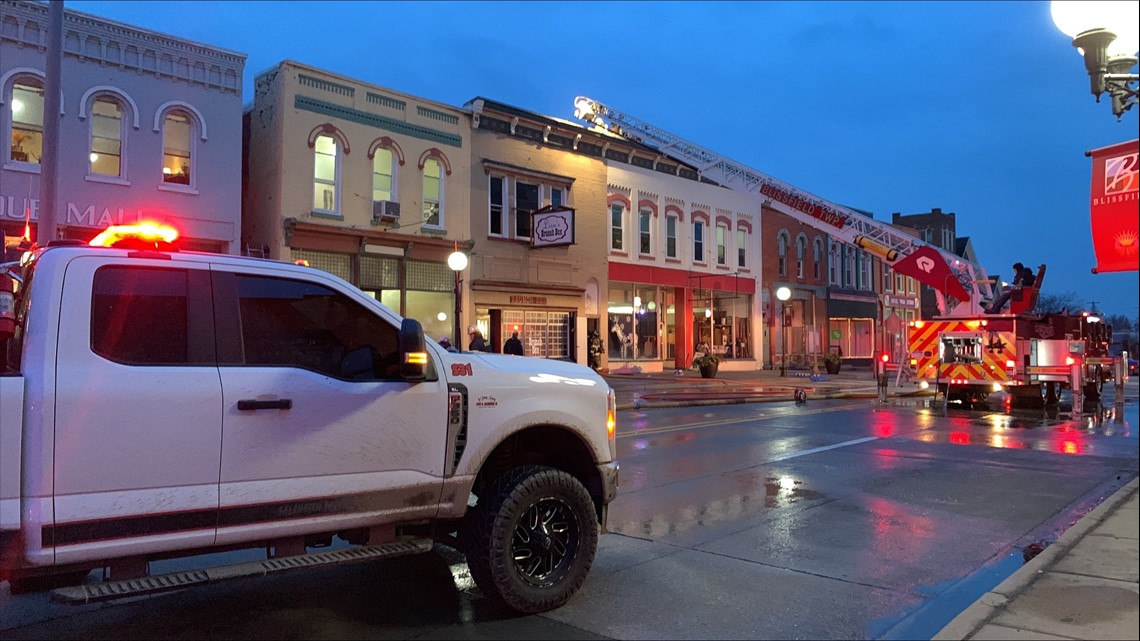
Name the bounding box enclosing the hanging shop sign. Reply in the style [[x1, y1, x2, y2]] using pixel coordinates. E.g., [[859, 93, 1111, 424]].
[[531, 205, 575, 248]]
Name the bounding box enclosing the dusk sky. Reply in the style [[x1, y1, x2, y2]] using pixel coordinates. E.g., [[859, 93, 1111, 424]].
[[75, 0, 1140, 319]]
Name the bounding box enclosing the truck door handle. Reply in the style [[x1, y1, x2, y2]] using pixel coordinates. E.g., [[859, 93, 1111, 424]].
[[237, 399, 293, 411]]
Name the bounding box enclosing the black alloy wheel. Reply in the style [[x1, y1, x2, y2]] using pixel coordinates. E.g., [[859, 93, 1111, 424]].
[[511, 496, 580, 588]]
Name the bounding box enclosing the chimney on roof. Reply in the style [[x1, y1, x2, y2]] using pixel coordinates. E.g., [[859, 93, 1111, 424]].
[[932, 208, 942, 215]]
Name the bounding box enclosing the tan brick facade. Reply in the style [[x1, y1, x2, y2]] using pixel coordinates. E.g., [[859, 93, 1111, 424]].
[[465, 99, 608, 363]]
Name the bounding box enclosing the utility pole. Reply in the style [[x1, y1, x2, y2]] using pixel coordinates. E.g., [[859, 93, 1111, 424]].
[[37, 0, 65, 245]]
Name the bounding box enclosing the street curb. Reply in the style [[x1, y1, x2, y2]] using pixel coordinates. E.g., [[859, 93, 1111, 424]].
[[615, 390, 933, 411], [932, 476, 1140, 641]]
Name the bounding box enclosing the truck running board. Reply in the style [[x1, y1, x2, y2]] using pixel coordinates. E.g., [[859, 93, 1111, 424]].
[[50, 537, 434, 605]]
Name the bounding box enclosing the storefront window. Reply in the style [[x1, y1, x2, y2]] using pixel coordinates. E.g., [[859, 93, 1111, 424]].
[[498, 309, 570, 358], [607, 284, 662, 361], [692, 290, 752, 360], [828, 318, 874, 358]]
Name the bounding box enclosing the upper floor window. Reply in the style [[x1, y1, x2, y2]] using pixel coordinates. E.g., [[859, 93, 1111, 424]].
[[716, 224, 728, 265], [161, 111, 192, 185], [639, 208, 653, 255], [489, 175, 506, 236], [313, 134, 339, 213], [942, 228, 954, 250], [693, 220, 705, 263], [777, 233, 788, 276], [666, 215, 678, 259], [90, 97, 124, 177], [859, 250, 872, 290], [550, 187, 563, 207], [372, 147, 395, 203], [737, 229, 746, 268], [795, 235, 807, 278], [829, 243, 840, 285], [922, 228, 933, 243], [610, 204, 625, 251], [896, 272, 906, 293], [813, 238, 823, 279], [515, 181, 538, 239], [844, 246, 856, 288], [422, 158, 443, 227], [8, 78, 44, 165], [884, 263, 893, 292]]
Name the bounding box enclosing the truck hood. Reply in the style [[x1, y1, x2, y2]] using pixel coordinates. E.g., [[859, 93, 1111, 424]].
[[459, 353, 607, 387]]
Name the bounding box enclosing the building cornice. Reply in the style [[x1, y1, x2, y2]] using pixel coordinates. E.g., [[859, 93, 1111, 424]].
[[1, 0, 245, 95]]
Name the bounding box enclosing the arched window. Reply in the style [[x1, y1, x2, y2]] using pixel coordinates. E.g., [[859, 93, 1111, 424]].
[[422, 158, 442, 227], [844, 246, 856, 288], [716, 222, 728, 265], [161, 110, 193, 185], [692, 219, 705, 262], [313, 134, 340, 214], [372, 147, 396, 203], [7, 76, 44, 165], [813, 237, 823, 280], [829, 242, 840, 285], [777, 232, 789, 276], [796, 234, 807, 278], [90, 95, 125, 177]]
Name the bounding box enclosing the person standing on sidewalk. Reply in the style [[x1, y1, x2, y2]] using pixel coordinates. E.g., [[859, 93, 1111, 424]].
[[503, 331, 524, 356], [467, 325, 491, 352]]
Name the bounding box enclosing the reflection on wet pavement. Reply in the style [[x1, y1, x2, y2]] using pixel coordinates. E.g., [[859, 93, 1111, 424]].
[[608, 471, 829, 540]]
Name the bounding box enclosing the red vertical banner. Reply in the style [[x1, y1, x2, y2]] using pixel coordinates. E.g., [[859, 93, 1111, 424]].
[[1089, 139, 1139, 273]]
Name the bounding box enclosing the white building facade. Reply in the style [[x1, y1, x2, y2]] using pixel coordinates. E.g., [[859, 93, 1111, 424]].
[[606, 163, 763, 373], [0, 0, 245, 252]]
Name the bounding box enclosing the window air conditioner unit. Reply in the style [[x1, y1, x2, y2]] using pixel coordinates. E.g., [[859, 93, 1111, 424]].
[[372, 200, 400, 224]]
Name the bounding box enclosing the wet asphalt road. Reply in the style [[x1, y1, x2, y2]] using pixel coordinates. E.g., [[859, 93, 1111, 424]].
[[2, 389, 1137, 640]]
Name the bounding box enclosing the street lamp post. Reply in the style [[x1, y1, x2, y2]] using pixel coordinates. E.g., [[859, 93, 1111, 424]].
[[1051, 1, 1139, 120], [447, 246, 468, 348], [777, 287, 791, 377]]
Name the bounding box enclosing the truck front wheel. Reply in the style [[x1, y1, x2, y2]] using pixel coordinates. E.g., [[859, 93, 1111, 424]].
[[463, 465, 598, 613]]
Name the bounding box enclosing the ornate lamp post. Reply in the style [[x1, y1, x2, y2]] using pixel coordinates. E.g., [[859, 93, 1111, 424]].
[[447, 245, 468, 348], [1051, 1, 1139, 120], [777, 286, 791, 377]]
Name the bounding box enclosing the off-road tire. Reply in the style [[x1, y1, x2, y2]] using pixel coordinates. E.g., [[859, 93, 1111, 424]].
[[462, 465, 598, 613]]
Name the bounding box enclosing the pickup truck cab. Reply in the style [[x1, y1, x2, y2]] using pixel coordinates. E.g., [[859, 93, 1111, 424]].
[[0, 224, 618, 613]]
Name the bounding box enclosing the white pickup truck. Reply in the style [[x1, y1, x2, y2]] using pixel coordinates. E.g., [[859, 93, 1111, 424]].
[[0, 227, 618, 613]]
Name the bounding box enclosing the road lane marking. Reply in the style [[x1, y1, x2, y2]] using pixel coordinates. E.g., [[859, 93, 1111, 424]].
[[617, 402, 866, 439], [765, 436, 879, 462]]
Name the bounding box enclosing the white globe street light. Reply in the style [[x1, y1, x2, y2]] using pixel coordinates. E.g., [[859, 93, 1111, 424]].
[[447, 250, 468, 272], [776, 287, 791, 377], [448, 247, 468, 349], [1051, 1, 1139, 119]]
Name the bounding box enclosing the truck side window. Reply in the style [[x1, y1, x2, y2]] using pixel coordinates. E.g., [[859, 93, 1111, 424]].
[[233, 274, 400, 380], [91, 266, 191, 365]]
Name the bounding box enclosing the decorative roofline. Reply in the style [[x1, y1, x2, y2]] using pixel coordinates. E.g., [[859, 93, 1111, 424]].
[[1, 0, 245, 94]]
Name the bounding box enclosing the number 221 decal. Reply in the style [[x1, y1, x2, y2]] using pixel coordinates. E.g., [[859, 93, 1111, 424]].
[[451, 363, 473, 376]]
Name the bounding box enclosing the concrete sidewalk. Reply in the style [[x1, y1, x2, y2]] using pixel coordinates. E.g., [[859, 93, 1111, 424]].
[[934, 478, 1139, 641]]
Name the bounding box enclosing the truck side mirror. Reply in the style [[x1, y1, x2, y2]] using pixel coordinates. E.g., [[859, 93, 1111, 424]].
[[399, 318, 428, 382]]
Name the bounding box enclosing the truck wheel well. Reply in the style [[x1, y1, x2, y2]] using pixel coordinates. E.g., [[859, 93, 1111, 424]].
[[473, 426, 605, 523]]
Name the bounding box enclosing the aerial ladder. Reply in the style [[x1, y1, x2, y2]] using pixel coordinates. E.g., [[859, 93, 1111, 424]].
[[571, 97, 997, 317]]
